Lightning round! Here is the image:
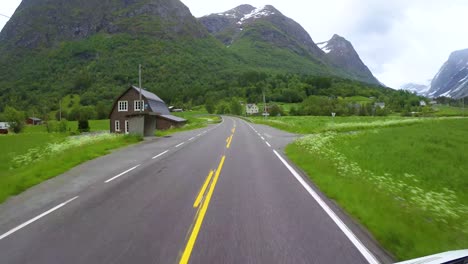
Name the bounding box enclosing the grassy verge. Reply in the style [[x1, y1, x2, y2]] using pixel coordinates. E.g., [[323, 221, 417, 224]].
[[285, 118, 468, 260], [433, 105, 467, 117], [250, 116, 461, 134], [155, 112, 221, 137], [0, 133, 141, 203]]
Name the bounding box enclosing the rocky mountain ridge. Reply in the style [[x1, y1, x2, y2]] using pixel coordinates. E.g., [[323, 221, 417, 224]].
[[316, 34, 380, 85], [199, 5, 379, 85], [427, 48, 468, 98]]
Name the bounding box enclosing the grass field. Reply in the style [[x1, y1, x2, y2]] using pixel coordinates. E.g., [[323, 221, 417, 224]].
[[155, 111, 221, 137], [249, 115, 446, 134], [0, 131, 140, 203], [433, 105, 467, 117], [284, 118, 468, 260]]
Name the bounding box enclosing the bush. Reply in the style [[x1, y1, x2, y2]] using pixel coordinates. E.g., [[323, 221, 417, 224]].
[[78, 120, 90, 133], [4, 106, 26, 133], [46, 120, 68, 133]]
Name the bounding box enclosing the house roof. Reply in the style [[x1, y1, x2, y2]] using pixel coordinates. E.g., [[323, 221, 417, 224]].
[[159, 114, 187, 123], [28, 117, 42, 121], [130, 86, 164, 103]]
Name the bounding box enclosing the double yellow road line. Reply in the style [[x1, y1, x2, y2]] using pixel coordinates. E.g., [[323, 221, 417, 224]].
[[180, 156, 226, 264], [180, 125, 236, 264]]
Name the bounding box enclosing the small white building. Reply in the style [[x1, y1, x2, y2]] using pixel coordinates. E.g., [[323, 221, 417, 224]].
[[374, 102, 386, 109], [0, 122, 9, 129], [420, 100, 427, 106], [246, 104, 259, 115]]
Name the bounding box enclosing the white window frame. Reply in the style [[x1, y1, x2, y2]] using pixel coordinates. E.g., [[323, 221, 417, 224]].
[[115, 120, 120, 132], [118, 101, 128, 112], [125, 120, 129, 134], [134, 100, 144, 112]]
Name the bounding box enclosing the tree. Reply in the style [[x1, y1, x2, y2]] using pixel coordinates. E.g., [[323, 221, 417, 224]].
[[269, 104, 284, 116], [205, 98, 215, 114], [230, 99, 243, 115], [4, 106, 26, 133], [95, 102, 109, 120]]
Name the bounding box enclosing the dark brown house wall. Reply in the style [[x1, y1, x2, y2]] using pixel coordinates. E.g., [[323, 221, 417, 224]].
[[109, 88, 150, 133], [156, 116, 185, 130], [156, 116, 173, 130]]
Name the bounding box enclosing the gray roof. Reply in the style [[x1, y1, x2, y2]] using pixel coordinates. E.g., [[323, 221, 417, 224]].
[[130, 86, 171, 114], [159, 115, 187, 123], [28, 117, 42, 121], [131, 86, 165, 103], [148, 100, 170, 115]]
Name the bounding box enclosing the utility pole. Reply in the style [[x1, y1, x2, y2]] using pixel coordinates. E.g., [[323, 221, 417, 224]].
[[139, 64, 142, 112]]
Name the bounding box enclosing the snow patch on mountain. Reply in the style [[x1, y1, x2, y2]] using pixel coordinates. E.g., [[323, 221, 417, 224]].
[[237, 6, 275, 25], [316, 41, 331, 53]]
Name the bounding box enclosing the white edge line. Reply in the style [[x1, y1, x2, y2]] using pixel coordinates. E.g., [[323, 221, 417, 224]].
[[188, 137, 195, 141], [265, 141, 272, 147], [272, 150, 379, 264], [0, 196, 79, 241], [175, 142, 185, 148], [152, 150, 169, 160], [105, 164, 141, 183], [260, 136, 265, 140]]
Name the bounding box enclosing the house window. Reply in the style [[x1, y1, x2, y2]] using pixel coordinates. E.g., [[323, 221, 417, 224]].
[[115, 120, 120, 132], [134, 100, 144, 111], [125, 120, 129, 134], [118, 101, 128, 112]]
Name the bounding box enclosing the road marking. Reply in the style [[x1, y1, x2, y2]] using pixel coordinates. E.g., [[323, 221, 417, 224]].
[[188, 137, 195, 141], [175, 142, 185, 148], [193, 170, 214, 208], [226, 135, 233, 149], [265, 141, 272, 147], [260, 136, 265, 140], [0, 196, 79, 241], [105, 165, 141, 183], [180, 156, 226, 264], [197, 134, 201, 137], [152, 150, 169, 160], [272, 150, 379, 264]]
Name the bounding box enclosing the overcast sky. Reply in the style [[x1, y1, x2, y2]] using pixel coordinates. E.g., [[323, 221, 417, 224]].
[[1, 0, 468, 88]]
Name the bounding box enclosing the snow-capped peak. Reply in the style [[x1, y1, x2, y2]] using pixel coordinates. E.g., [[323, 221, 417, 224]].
[[237, 6, 276, 25]]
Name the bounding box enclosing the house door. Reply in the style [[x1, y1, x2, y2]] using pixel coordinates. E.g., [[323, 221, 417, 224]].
[[125, 120, 129, 134]]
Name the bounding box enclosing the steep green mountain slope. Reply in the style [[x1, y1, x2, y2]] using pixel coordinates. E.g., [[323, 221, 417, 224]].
[[0, 0, 384, 114], [199, 5, 380, 85]]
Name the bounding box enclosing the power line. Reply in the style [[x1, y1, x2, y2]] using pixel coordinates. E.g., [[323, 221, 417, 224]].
[[0, 14, 11, 19]]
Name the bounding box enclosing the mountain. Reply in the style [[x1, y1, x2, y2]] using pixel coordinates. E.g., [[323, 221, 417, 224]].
[[0, 1, 386, 113], [199, 5, 324, 58], [0, 0, 239, 109], [198, 5, 328, 75], [427, 48, 468, 98], [0, 0, 207, 49], [199, 5, 379, 85], [316, 34, 380, 85], [400, 82, 430, 96]]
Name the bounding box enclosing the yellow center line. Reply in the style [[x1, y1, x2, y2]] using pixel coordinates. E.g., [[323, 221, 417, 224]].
[[180, 156, 226, 264], [226, 134, 233, 149], [193, 170, 214, 208]]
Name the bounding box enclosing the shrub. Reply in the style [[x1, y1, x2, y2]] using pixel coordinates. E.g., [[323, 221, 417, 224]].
[[78, 120, 90, 133], [4, 106, 26, 133]]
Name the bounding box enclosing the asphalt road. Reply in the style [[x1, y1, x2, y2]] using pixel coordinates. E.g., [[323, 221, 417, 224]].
[[0, 116, 393, 264]]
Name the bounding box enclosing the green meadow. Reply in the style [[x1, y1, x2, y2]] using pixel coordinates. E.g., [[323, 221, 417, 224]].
[[277, 117, 468, 260], [0, 127, 140, 203]]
